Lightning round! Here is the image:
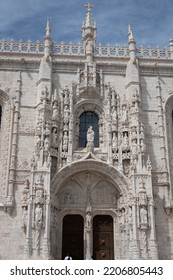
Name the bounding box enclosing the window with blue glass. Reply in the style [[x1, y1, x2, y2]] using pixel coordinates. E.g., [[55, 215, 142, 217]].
[[79, 111, 99, 147]]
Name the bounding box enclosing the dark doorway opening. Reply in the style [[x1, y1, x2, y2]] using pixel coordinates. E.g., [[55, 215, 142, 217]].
[[62, 214, 84, 260], [93, 215, 114, 260]]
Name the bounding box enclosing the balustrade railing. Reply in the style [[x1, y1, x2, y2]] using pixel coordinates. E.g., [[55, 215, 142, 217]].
[[0, 39, 172, 59]]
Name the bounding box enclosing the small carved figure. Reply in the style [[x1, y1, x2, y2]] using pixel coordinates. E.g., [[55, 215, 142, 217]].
[[112, 109, 117, 123], [62, 131, 68, 152], [45, 121, 51, 136], [64, 105, 70, 125], [140, 139, 146, 153], [35, 204, 43, 229], [35, 188, 44, 204], [86, 126, 94, 151], [87, 126, 94, 142], [122, 106, 128, 122], [140, 206, 148, 224], [35, 135, 41, 152], [44, 136, 50, 151], [112, 133, 118, 153], [22, 206, 28, 231], [52, 127, 58, 148], [86, 211, 92, 229], [86, 38, 94, 54], [52, 101, 59, 120], [119, 208, 125, 228], [122, 133, 129, 151]]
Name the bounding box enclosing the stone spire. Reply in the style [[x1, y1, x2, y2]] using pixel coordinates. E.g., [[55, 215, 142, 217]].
[[82, 2, 97, 62], [85, 2, 93, 26], [128, 24, 136, 63], [44, 18, 51, 60]]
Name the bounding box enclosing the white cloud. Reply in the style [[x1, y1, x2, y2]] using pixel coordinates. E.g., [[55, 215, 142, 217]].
[[0, 0, 173, 47]]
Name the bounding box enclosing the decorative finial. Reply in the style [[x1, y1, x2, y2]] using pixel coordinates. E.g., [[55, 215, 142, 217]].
[[85, 2, 93, 12], [85, 2, 93, 26], [46, 18, 51, 37], [128, 23, 134, 41]]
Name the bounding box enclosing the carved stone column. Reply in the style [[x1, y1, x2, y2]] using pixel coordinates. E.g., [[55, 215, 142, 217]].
[[84, 211, 92, 260], [7, 72, 22, 212], [131, 197, 140, 259], [148, 197, 158, 259]]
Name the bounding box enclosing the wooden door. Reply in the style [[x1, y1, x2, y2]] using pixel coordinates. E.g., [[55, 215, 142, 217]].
[[62, 215, 84, 260], [93, 215, 114, 260]]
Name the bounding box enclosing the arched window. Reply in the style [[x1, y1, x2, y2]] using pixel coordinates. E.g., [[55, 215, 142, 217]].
[[0, 106, 2, 128], [79, 111, 99, 147]]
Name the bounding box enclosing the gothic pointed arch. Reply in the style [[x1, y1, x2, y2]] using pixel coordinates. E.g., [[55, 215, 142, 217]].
[[51, 159, 129, 197]]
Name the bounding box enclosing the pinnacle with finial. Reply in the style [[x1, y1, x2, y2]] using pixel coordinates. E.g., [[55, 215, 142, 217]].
[[128, 23, 134, 41], [85, 2, 93, 27], [85, 2, 93, 12], [46, 18, 51, 37]]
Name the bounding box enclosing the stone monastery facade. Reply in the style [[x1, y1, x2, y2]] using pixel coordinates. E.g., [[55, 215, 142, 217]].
[[0, 3, 173, 260]]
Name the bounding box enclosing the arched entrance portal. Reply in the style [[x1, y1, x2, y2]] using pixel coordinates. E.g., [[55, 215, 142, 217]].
[[51, 159, 129, 259], [62, 215, 84, 260], [93, 215, 114, 260]]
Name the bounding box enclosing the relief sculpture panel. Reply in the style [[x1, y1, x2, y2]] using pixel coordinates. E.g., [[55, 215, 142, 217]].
[[91, 180, 118, 207], [59, 178, 86, 207]]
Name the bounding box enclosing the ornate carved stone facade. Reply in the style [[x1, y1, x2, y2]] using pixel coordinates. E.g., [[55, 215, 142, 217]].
[[0, 4, 173, 260]]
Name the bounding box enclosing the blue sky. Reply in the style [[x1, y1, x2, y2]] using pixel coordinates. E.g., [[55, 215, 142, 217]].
[[0, 0, 172, 48]]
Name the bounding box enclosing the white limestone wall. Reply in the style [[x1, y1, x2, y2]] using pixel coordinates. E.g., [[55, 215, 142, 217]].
[[0, 186, 25, 259]]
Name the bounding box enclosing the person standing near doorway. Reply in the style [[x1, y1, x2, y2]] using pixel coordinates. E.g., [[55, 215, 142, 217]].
[[64, 252, 72, 260]]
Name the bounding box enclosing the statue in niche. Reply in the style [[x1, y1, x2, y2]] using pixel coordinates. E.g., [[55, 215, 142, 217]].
[[140, 139, 146, 153], [132, 140, 138, 154], [85, 211, 92, 229], [122, 133, 129, 151], [35, 187, 44, 205], [35, 135, 41, 152], [85, 38, 94, 54], [52, 101, 59, 121], [64, 105, 70, 125], [112, 133, 118, 153], [122, 106, 128, 122], [62, 131, 68, 152], [119, 208, 125, 228], [63, 88, 70, 105], [86, 126, 94, 151], [87, 126, 94, 142], [112, 108, 117, 123], [22, 206, 28, 231], [140, 206, 148, 224], [52, 127, 58, 148], [35, 204, 43, 229], [80, 71, 85, 84], [44, 136, 50, 151], [41, 86, 49, 105], [45, 121, 51, 136]]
